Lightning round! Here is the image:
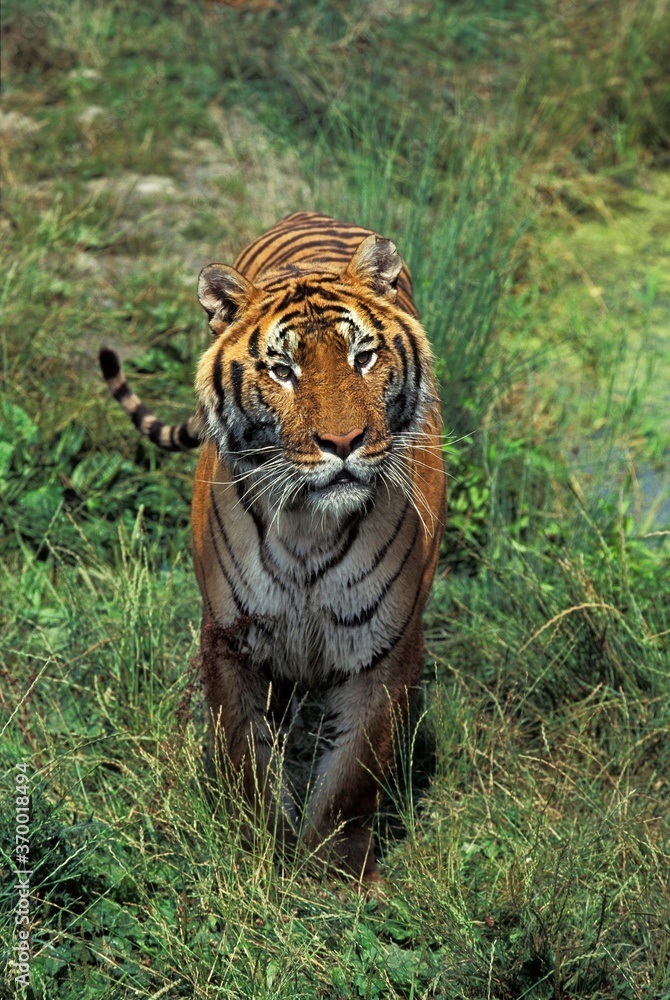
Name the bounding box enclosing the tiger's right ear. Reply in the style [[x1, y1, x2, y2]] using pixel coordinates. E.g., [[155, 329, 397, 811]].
[[198, 265, 254, 334], [345, 234, 403, 302]]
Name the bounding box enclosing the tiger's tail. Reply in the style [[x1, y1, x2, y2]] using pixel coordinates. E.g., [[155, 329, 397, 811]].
[[99, 347, 201, 451]]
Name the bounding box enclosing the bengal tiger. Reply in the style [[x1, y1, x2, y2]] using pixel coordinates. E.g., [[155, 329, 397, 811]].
[[100, 211, 446, 881]]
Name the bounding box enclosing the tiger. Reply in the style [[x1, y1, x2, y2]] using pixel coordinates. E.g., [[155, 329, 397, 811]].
[[100, 211, 446, 881]]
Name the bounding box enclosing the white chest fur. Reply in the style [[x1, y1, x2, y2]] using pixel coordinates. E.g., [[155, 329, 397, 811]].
[[210, 481, 416, 683]]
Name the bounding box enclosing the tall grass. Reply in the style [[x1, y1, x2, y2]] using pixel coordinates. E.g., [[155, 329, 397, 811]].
[[1, 1, 668, 997], [316, 108, 525, 435]]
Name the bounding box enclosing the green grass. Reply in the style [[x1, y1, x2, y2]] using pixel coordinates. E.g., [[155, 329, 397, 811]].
[[1, 1, 669, 997]]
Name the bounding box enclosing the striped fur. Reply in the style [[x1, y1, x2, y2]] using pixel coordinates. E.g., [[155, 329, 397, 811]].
[[101, 211, 446, 881]]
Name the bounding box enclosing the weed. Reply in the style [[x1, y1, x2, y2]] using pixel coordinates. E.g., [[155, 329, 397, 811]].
[[1, 1, 669, 997]]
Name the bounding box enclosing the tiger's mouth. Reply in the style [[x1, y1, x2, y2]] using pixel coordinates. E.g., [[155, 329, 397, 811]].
[[302, 465, 375, 515], [306, 465, 376, 492], [316, 469, 360, 490]]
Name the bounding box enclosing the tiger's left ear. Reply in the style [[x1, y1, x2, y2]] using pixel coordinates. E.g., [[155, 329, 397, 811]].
[[345, 234, 403, 302], [198, 264, 255, 336]]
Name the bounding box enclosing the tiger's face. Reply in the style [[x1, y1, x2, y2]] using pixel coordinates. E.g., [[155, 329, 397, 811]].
[[195, 235, 435, 519]]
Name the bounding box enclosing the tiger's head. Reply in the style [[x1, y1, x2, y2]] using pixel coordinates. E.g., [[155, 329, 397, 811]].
[[195, 235, 437, 519]]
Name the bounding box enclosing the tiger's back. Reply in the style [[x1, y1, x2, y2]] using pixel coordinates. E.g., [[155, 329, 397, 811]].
[[102, 211, 445, 880]]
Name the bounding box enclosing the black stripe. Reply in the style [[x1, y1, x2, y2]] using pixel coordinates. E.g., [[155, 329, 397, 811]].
[[397, 277, 418, 317], [259, 273, 301, 294], [293, 254, 354, 268], [272, 213, 327, 231], [266, 289, 295, 316], [213, 350, 225, 416], [316, 308, 359, 325], [398, 317, 423, 385], [268, 236, 356, 271], [334, 521, 418, 627], [235, 227, 297, 274], [130, 403, 150, 429], [260, 263, 303, 287], [178, 422, 200, 448], [276, 223, 366, 241], [210, 485, 256, 597], [355, 301, 385, 331], [230, 360, 244, 412], [347, 498, 410, 588], [275, 211, 318, 227], [273, 309, 308, 328], [260, 228, 361, 271], [112, 381, 132, 403], [254, 383, 272, 411], [237, 224, 340, 275], [302, 300, 332, 321], [247, 504, 288, 592], [148, 420, 163, 444], [397, 394, 419, 433], [248, 327, 260, 358], [208, 513, 247, 617], [394, 334, 408, 382], [206, 500, 276, 631], [261, 273, 341, 296], [362, 580, 423, 672], [201, 573, 215, 620], [308, 286, 351, 300], [247, 498, 266, 541], [395, 329, 421, 431], [233, 475, 250, 509], [389, 388, 408, 430], [226, 424, 245, 453], [275, 214, 360, 234], [302, 292, 348, 307], [389, 333, 419, 431], [308, 515, 361, 585], [277, 515, 359, 573], [265, 222, 367, 245]]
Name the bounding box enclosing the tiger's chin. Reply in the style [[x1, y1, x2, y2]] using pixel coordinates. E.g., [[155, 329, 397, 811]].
[[303, 476, 375, 519]]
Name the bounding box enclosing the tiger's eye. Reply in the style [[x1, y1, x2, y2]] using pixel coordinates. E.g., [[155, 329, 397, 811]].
[[355, 350, 374, 369], [272, 364, 293, 381]]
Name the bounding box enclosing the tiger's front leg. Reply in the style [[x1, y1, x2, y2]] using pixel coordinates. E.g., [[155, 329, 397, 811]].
[[304, 632, 425, 882], [200, 621, 298, 844]]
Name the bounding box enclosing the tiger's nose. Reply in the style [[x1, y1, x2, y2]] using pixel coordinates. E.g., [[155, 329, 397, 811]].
[[314, 427, 367, 459]]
